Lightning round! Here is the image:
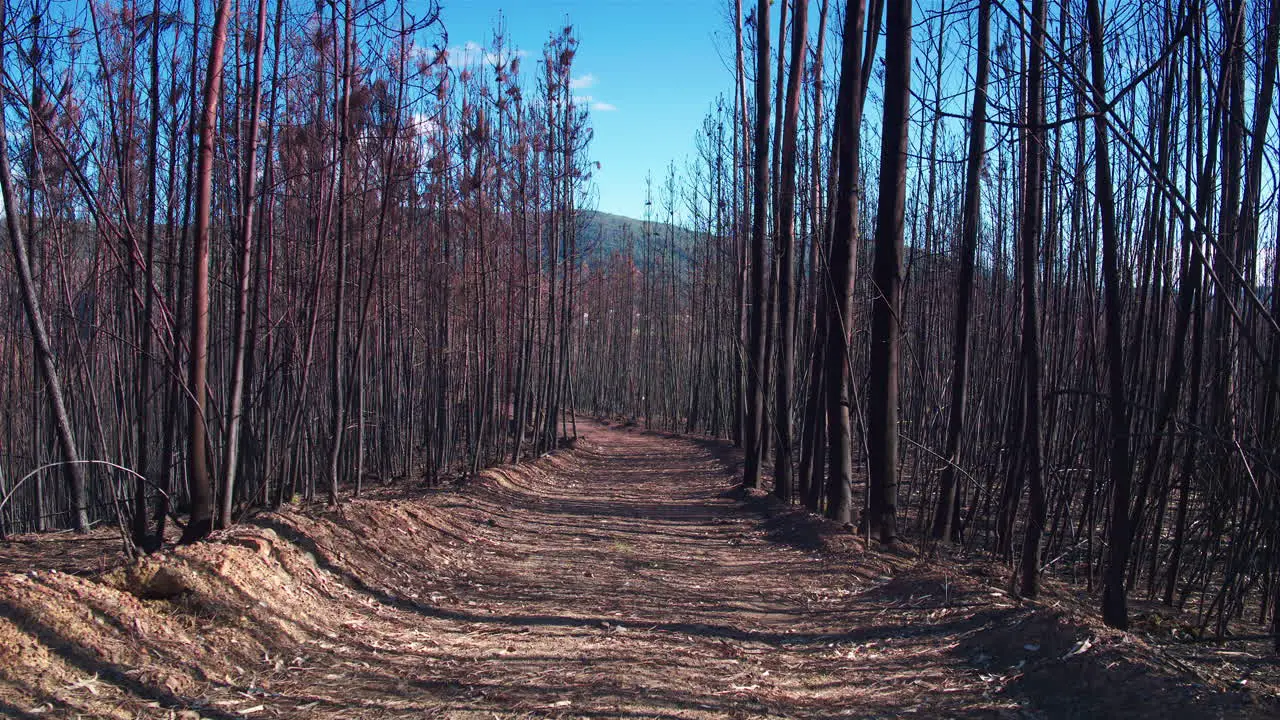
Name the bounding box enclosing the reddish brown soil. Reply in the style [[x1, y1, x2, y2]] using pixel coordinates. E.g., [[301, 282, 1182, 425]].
[[0, 421, 1275, 719]]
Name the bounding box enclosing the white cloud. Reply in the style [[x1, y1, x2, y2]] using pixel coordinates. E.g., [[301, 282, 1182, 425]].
[[572, 94, 617, 112], [570, 73, 597, 90]]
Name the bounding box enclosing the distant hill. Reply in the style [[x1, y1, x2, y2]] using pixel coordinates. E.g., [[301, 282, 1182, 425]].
[[575, 210, 700, 266]]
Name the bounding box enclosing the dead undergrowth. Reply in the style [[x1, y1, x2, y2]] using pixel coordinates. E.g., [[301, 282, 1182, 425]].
[[0, 421, 1275, 719]]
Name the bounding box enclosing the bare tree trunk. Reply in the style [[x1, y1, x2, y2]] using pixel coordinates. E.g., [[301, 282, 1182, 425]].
[[743, 0, 771, 490], [132, 0, 165, 548], [797, 0, 830, 510], [934, 0, 991, 544], [1085, 0, 1135, 630], [181, 0, 234, 544], [732, 0, 748, 449], [219, 0, 270, 529], [867, 0, 911, 544], [156, 6, 201, 540], [772, 0, 809, 503], [1017, 0, 1048, 598], [823, 0, 867, 525], [327, 0, 354, 506]]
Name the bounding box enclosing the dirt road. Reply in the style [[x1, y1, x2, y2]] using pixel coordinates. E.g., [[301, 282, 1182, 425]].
[[2, 423, 1266, 719], [263, 425, 1019, 718]]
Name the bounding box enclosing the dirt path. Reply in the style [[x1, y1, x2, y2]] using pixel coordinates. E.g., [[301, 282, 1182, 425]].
[[3, 422, 1269, 719], [258, 425, 1019, 719]]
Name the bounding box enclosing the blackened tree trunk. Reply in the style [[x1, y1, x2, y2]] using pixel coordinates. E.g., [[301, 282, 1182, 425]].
[[934, 0, 991, 544], [823, 0, 867, 525], [327, 0, 355, 506], [133, 0, 164, 548], [219, 0, 270, 529], [733, 0, 748, 449], [772, 0, 809, 503], [1017, 0, 1048, 598], [797, 0, 830, 511], [867, 0, 911, 544], [743, 0, 771, 490], [1085, 0, 1135, 630]]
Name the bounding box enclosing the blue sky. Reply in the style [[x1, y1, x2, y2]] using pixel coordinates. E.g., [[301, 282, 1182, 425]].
[[429, 0, 736, 220]]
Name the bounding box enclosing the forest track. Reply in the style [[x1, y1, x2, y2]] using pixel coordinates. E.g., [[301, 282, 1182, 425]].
[[0, 421, 1272, 719]]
